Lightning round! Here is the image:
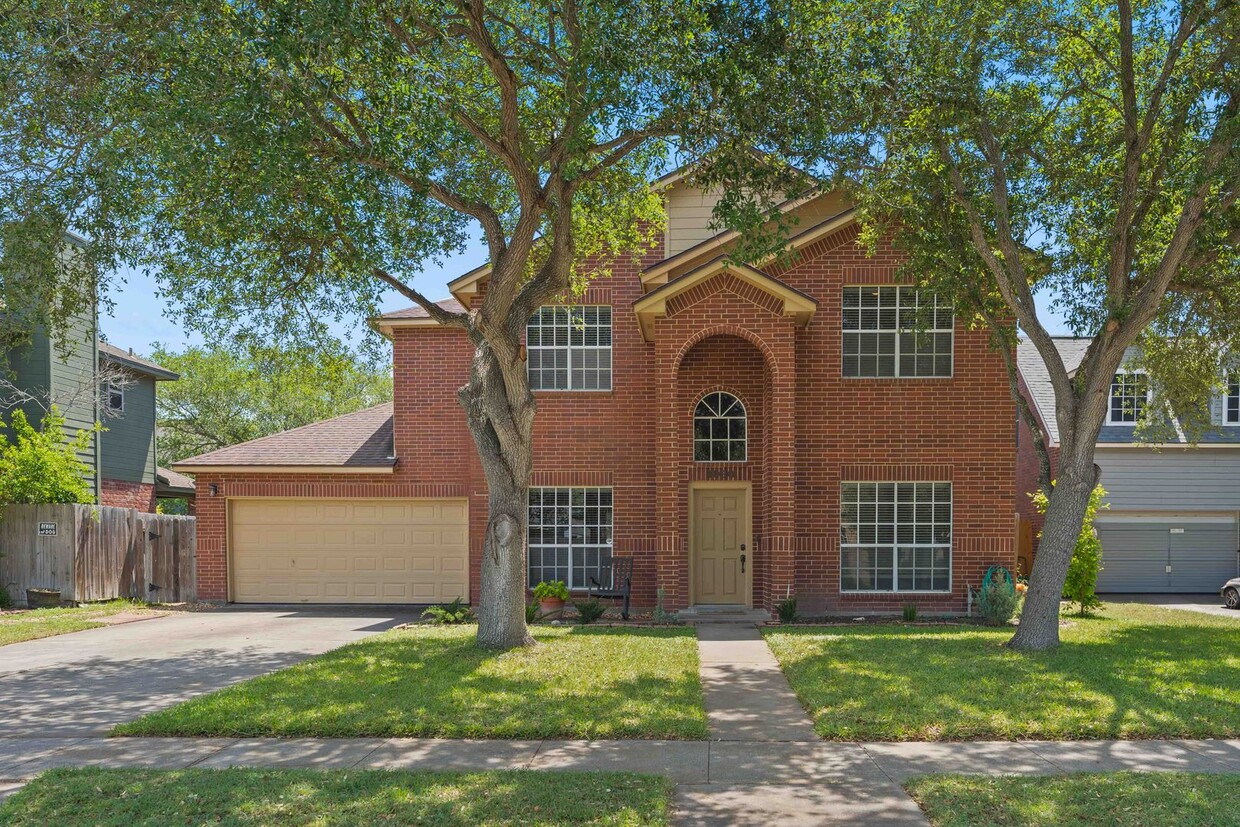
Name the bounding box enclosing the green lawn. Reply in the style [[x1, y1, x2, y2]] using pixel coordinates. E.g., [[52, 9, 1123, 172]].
[[0, 600, 149, 647], [115, 625, 708, 739], [907, 772, 1240, 827], [765, 603, 1240, 740], [0, 767, 670, 826]]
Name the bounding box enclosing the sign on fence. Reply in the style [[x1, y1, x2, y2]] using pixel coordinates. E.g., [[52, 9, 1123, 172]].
[[37, 522, 57, 536]]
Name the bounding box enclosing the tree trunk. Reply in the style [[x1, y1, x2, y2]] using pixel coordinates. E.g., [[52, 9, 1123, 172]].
[[1008, 446, 1098, 651], [460, 338, 536, 650]]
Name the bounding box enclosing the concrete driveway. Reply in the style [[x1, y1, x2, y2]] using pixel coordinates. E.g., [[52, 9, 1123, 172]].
[[1109, 593, 1239, 619], [0, 607, 417, 736]]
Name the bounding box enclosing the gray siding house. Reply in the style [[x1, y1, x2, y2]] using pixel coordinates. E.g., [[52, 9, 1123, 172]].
[[1018, 338, 1240, 593], [3, 332, 181, 510]]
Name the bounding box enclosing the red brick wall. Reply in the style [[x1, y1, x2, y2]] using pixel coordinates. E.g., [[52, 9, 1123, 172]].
[[193, 221, 1017, 615], [100, 479, 156, 512]]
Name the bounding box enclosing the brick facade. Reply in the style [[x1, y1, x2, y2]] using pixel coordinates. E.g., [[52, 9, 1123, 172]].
[[100, 479, 156, 512], [193, 219, 1017, 615]]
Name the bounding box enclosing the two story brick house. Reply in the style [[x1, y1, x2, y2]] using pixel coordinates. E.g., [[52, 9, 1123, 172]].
[[177, 175, 1016, 614]]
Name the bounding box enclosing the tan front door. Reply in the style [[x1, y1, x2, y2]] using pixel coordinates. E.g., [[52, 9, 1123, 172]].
[[229, 498, 469, 604], [691, 484, 751, 605]]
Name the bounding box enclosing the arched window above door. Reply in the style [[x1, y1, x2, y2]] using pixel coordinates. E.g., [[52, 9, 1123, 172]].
[[694, 391, 747, 462]]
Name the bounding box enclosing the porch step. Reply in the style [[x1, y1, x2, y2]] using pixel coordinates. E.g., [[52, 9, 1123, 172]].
[[678, 605, 771, 625]]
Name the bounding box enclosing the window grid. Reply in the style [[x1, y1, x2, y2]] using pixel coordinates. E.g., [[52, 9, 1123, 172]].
[[840, 482, 952, 592], [693, 391, 747, 462], [842, 286, 954, 378], [527, 487, 613, 590], [1227, 375, 1239, 424], [526, 306, 612, 391], [1109, 373, 1149, 424]]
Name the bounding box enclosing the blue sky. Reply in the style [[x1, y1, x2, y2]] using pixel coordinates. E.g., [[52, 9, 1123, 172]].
[[99, 239, 1072, 356]]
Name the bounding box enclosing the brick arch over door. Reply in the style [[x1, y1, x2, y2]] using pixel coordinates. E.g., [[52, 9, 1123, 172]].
[[673, 323, 780, 379]]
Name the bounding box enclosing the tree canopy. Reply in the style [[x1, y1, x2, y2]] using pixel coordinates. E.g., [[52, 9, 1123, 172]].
[[151, 341, 393, 466]]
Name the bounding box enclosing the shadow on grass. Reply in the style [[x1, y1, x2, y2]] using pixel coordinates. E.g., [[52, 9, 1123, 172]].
[[115, 625, 709, 740], [0, 767, 671, 827], [766, 607, 1240, 741]]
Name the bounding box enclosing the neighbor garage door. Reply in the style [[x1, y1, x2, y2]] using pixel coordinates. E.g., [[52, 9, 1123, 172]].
[[1095, 515, 1238, 593], [229, 499, 469, 604]]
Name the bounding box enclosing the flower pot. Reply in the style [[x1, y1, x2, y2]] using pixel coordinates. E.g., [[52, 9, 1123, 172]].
[[538, 597, 566, 620], [26, 588, 61, 609]]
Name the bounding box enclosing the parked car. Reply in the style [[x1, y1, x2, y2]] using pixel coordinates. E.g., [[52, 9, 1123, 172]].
[[1222, 578, 1240, 610]]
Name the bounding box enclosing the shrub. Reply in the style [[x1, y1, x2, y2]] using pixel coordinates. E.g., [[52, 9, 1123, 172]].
[[652, 586, 672, 623], [573, 598, 606, 625], [0, 585, 11, 610], [421, 597, 474, 625], [775, 596, 799, 623], [902, 602, 918, 622], [525, 600, 540, 624], [0, 407, 96, 506], [978, 567, 1019, 625], [1032, 484, 1107, 616], [532, 580, 569, 602]]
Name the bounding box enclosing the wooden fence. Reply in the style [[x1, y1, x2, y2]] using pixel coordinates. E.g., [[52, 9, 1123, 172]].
[[0, 504, 196, 605]]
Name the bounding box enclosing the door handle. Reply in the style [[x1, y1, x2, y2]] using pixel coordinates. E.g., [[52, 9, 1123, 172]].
[[740, 553, 746, 573]]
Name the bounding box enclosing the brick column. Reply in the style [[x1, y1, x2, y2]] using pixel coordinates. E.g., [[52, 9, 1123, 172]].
[[764, 328, 798, 608], [655, 332, 689, 609]]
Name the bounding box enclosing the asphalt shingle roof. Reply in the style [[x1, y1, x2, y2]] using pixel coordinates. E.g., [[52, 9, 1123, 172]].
[[98, 341, 180, 380], [377, 298, 466, 320], [156, 466, 196, 494], [1017, 337, 1092, 445], [174, 403, 396, 469]]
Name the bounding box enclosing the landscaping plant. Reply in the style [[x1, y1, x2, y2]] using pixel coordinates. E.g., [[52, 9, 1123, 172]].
[[902, 603, 918, 622], [421, 598, 475, 625], [0, 408, 96, 506], [525, 600, 540, 624], [1034, 484, 1107, 616], [776, 596, 799, 624], [977, 567, 1019, 626], [574, 598, 606, 625]]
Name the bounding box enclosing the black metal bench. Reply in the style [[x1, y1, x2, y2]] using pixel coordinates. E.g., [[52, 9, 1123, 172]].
[[588, 556, 633, 620]]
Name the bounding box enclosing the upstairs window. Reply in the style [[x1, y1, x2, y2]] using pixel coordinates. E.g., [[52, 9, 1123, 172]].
[[1227, 374, 1239, 424], [1108, 372, 1149, 424], [842, 286, 953, 378], [527, 306, 612, 391], [105, 383, 124, 412], [693, 391, 747, 462]]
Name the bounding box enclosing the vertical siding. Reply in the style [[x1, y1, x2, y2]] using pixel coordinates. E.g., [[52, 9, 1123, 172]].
[[100, 374, 157, 484], [1096, 447, 1240, 511]]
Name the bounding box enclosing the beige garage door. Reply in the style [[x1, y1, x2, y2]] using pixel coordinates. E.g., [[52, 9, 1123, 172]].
[[229, 499, 469, 604]]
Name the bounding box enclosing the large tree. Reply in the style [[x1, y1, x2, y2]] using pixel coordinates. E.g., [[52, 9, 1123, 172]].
[[1, 0, 726, 647], [698, 0, 1238, 648], [151, 342, 393, 467]]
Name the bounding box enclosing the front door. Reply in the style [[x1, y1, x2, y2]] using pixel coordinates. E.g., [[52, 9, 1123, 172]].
[[692, 484, 751, 605]]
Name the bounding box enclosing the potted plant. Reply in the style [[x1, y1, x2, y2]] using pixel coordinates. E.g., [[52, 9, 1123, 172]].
[[533, 580, 569, 620]]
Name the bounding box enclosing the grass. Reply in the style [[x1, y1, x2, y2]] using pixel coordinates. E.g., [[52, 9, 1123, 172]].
[[764, 603, 1240, 740], [114, 624, 708, 739], [906, 772, 1240, 827], [0, 600, 149, 647], [0, 767, 671, 826]]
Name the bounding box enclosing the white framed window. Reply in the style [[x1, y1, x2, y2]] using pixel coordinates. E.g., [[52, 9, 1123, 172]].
[[1108, 372, 1150, 424], [693, 391, 747, 462], [841, 482, 952, 592], [105, 383, 124, 412], [528, 487, 613, 589], [842, 286, 953, 378], [526, 305, 612, 391], [1227, 374, 1239, 424]]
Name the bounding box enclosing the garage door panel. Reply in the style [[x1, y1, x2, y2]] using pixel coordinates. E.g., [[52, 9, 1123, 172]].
[[230, 498, 469, 604], [1097, 516, 1238, 593]]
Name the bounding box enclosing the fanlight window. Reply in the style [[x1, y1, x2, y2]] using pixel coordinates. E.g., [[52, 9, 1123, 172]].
[[693, 392, 747, 462]]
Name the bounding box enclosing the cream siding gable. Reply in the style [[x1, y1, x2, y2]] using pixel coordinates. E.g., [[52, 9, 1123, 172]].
[[665, 184, 727, 256]]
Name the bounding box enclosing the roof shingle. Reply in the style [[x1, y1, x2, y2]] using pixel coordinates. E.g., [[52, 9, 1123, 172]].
[[377, 298, 466, 320], [173, 403, 395, 469]]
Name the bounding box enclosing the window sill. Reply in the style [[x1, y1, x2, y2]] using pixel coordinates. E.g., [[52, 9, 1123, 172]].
[[533, 390, 615, 398]]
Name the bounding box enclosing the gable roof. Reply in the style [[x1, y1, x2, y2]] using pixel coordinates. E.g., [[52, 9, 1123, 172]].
[[155, 466, 196, 496], [98, 341, 180, 381], [1018, 338, 1091, 445], [173, 403, 396, 473], [633, 256, 817, 341]]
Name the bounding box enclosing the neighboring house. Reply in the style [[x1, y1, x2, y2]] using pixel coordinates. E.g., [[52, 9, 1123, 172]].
[[1016, 338, 1240, 593], [177, 171, 1017, 613], [2, 322, 182, 512]]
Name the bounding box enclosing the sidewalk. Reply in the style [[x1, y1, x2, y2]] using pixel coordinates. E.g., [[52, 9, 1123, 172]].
[[1, 623, 1238, 824]]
